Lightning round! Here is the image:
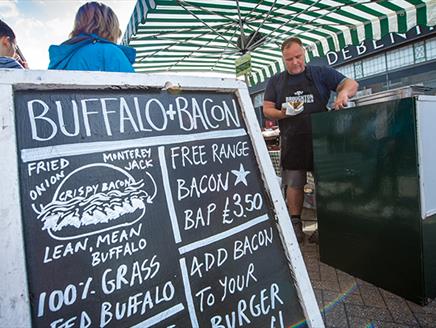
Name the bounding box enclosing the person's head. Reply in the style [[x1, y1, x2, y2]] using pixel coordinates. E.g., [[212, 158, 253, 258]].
[[70, 2, 121, 42], [281, 37, 306, 75], [0, 19, 17, 57]]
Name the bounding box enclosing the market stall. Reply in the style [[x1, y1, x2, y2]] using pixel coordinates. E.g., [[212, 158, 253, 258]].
[[312, 86, 436, 304]]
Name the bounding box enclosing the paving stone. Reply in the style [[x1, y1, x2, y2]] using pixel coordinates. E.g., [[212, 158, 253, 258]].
[[313, 288, 323, 310], [379, 288, 404, 302], [305, 261, 320, 271], [303, 253, 320, 262], [341, 292, 364, 306], [336, 270, 356, 284], [414, 312, 436, 328], [320, 263, 338, 281], [407, 300, 427, 314], [311, 279, 323, 290], [347, 317, 418, 328], [301, 243, 318, 252], [421, 299, 436, 314], [304, 256, 320, 264], [338, 278, 358, 294], [356, 278, 374, 288], [345, 316, 370, 327], [302, 245, 319, 253], [300, 244, 436, 327], [382, 295, 418, 325], [322, 288, 362, 306], [304, 259, 321, 270], [426, 299, 436, 309], [373, 323, 419, 328], [359, 285, 386, 308], [336, 269, 354, 279], [345, 303, 393, 322], [407, 299, 436, 316], [308, 269, 321, 281], [312, 279, 341, 292], [301, 238, 318, 247], [303, 249, 319, 258], [323, 290, 342, 304], [324, 302, 349, 328]]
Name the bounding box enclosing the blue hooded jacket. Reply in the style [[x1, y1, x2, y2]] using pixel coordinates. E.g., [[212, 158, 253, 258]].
[[48, 33, 136, 72], [0, 57, 23, 69]]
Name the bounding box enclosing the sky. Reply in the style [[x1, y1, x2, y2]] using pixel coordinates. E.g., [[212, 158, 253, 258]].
[[0, 0, 137, 69]]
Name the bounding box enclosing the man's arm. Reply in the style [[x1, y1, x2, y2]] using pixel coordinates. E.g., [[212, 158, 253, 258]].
[[263, 100, 286, 120], [333, 78, 359, 109], [263, 74, 287, 121]]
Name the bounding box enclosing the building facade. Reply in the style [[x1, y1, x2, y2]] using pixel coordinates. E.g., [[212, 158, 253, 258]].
[[250, 25, 436, 127]]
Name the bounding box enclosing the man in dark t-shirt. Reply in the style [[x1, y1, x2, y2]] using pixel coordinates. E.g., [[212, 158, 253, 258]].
[[263, 37, 358, 243]]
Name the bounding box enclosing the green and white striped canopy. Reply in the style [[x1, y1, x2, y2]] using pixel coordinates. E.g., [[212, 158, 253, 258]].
[[123, 0, 436, 85]]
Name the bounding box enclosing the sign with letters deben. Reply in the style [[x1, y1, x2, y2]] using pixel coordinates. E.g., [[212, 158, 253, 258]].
[[2, 71, 322, 328]]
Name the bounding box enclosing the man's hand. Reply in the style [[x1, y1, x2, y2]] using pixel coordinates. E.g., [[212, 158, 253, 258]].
[[263, 100, 287, 120], [334, 78, 359, 110], [333, 92, 349, 110]]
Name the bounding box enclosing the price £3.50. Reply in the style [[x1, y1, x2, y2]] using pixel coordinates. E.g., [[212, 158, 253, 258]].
[[222, 192, 263, 224]]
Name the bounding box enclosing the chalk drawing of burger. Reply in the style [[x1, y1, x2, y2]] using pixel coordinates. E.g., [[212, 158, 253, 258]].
[[37, 163, 156, 240]]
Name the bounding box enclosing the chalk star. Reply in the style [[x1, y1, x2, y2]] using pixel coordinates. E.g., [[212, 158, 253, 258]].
[[166, 104, 177, 120], [231, 163, 250, 186]]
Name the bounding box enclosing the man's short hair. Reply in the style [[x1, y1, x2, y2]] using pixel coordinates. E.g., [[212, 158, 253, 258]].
[[281, 37, 303, 52], [0, 19, 16, 40]]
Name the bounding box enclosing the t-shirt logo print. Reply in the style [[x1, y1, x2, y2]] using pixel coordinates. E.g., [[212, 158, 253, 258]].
[[282, 90, 314, 116]]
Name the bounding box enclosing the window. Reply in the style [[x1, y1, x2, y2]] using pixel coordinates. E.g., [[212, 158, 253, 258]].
[[426, 37, 436, 60], [386, 45, 414, 70], [362, 54, 386, 76], [354, 61, 363, 79], [337, 64, 355, 79], [253, 92, 264, 108], [414, 42, 426, 63]]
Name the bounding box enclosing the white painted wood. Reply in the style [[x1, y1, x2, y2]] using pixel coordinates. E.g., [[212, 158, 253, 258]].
[[236, 86, 325, 327], [0, 84, 32, 327], [416, 95, 436, 220], [0, 69, 244, 91]]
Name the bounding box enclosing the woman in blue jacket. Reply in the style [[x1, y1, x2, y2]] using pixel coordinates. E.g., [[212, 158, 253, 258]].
[[48, 2, 136, 72]]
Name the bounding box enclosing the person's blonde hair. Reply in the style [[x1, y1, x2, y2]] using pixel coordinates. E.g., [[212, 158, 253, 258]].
[[70, 2, 121, 42]]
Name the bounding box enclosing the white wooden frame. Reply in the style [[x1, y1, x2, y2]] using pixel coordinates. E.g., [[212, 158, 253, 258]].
[[0, 70, 323, 328], [416, 95, 436, 220]]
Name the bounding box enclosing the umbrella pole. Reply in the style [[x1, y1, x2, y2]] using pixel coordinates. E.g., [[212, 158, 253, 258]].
[[244, 73, 249, 86]]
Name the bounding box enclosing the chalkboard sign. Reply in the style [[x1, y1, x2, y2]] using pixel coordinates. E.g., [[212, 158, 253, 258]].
[[4, 71, 322, 327]]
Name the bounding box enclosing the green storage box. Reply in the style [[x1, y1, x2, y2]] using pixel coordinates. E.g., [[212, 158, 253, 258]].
[[312, 93, 436, 305]]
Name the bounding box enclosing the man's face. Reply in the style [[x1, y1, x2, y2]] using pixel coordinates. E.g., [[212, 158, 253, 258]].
[[0, 36, 16, 58], [282, 42, 306, 75]]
